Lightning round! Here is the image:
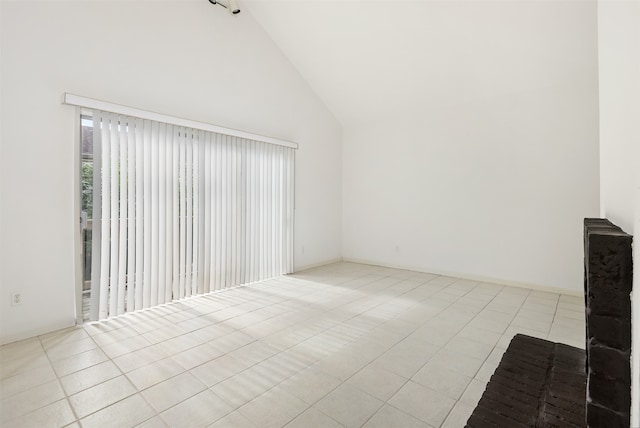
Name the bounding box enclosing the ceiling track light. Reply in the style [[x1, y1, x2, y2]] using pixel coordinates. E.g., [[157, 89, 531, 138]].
[[209, 0, 240, 15]]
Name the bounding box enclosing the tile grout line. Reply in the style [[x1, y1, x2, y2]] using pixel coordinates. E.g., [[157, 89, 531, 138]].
[[0, 263, 585, 428]]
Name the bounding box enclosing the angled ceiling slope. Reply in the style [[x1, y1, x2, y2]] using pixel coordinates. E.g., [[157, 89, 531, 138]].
[[245, 0, 596, 127]]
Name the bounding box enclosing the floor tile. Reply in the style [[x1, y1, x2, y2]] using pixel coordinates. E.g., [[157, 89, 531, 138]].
[[52, 348, 109, 377], [101, 335, 152, 359], [279, 367, 343, 405], [372, 340, 439, 378], [363, 404, 431, 428], [60, 360, 121, 396], [456, 326, 501, 347], [474, 348, 505, 382], [346, 364, 407, 401], [460, 378, 488, 408], [190, 354, 250, 387], [468, 317, 509, 334], [426, 350, 485, 378], [141, 372, 206, 412], [160, 390, 233, 428], [441, 401, 475, 428], [135, 416, 168, 428], [388, 380, 456, 427], [0, 379, 65, 423], [412, 363, 471, 400], [239, 386, 309, 428], [112, 344, 168, 373], [208, 410, 257, 428], [0, 353, 51, 380], [0, 363, 57, 399], [173, 342, 225, 371], [227, 341, 279, 367], [284, 407, 343, 428], [44, 338, 98, 362], [68, 375, 136, 419], [126, 357, 185, 391], [209, 368, 275, 408], [510, 315, 552, 333], [311, 352, 372, 381], [315, 383, 383, 428], [2, 398, 75, 428], [91, 326, 139, 347], [0, 338, 44, 364], [0, 262, 588, 428], [444, 336, 493, 360], [80, 394, 155, 428], [40, 328, 90, 349]]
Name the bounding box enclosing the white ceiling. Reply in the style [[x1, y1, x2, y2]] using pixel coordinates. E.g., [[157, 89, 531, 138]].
[[244, 0, 596, 127]]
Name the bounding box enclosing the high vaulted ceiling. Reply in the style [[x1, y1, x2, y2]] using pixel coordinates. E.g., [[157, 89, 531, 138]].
[[244, 0, 596, 127]]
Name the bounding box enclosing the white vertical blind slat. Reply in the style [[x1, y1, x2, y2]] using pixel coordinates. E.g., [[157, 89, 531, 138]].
[[221, 136, 228, 289], [126, 116, 136, 312], [158, 123, 167, 305], [164, 125, 174, 304], [231, 137, 238, 287], [259, 142, 266, 281], [142, 120, 152, 309], [240, 139, 247, 285], [250, 140, 258, 284], [134, 118, 144, 311], [150, 121, 159, 308], [171, 126, 180, 301], [108, 114, 120, 317], [89, 110, 295, 320], [97, 112, 110, 320], [179, 127, 187, 299], [185, 130, 194, 297], [225, 136, 233, 288], [196, 130, 205, 295], [215, 133, 223, 291], [203, 133, 212, 294], [116, 115, 128, 316]]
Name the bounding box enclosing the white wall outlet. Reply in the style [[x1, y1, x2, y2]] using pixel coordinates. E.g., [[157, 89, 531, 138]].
[[11, 292, 22, 306], [301, 246, 305, 254]]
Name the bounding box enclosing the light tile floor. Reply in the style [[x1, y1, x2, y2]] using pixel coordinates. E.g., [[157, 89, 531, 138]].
[[0, 262, 585, 427]]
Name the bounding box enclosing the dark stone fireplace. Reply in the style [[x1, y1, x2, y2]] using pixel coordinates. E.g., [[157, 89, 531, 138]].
[[584, 218, 633, 427], [465, 219, 634, 427]]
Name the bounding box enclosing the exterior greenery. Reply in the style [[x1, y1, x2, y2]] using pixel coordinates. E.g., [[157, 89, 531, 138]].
[[82, 162, 93, 218]]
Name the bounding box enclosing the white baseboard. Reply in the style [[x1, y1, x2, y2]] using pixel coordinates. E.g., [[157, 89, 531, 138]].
[[294, 258, 344, 273], [342, 257, 583, 297]]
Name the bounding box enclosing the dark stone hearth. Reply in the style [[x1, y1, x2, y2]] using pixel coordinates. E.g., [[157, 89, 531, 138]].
[[586, 403, 629, 428], [465, 334, 586, 428], [467, 218, 633, 427]]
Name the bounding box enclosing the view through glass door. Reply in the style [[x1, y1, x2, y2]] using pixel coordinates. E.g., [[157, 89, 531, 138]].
[[81, 115, 94, 322]]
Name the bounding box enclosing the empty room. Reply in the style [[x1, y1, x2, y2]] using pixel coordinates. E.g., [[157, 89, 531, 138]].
[[0, 0, 638, 427]]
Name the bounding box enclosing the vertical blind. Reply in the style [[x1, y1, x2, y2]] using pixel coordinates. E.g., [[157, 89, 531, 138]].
[[90, 110, 294, 320]]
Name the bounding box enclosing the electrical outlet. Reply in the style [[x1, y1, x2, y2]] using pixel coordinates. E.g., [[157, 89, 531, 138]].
[[11, 292, 22, 306], [301, 246, 305, 254]]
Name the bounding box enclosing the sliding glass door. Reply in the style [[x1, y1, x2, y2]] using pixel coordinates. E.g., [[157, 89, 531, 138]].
[[80, 111, 294, 321]]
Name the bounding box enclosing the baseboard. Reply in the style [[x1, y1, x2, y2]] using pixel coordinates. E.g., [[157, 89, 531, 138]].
[[0, 318, 77, 346], [341, 257, 583, 297], [293, 258, 344, 273]]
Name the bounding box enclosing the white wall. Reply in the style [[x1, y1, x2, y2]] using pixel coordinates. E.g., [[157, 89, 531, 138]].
[[342, 2, 601, 292], [597, 0, 640, 423], [0, 0, 342, 344]]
